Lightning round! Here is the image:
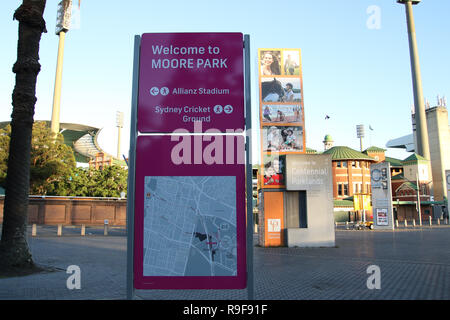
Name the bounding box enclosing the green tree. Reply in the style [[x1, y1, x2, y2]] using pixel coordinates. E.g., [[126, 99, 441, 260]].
[[0, 128, 10, 187], [50, 165, 128, 198], [1, 0, 47, 271], [89, 165, 128, 198], [29, 122, 76, 195], [52, 167, 92, 197], [0, 122, 76, 195]]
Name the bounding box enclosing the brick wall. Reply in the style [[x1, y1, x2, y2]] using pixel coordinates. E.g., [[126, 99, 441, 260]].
[[0, 196, 127, 226]]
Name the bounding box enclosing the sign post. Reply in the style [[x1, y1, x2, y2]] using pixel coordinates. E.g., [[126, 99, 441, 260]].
[[370, 162, 394, 230], [445, 170, 450, 222], [127, 33, 249, 296]]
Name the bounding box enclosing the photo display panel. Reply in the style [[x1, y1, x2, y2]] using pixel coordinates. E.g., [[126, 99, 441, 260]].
[[258, 48, 305, 189]]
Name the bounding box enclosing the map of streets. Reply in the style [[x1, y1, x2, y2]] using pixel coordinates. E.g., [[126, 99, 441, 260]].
[[143, 176, 237, 277]]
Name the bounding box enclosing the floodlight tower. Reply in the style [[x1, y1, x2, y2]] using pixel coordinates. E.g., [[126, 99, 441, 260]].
[[397, 0, 430, 160], [356, 124, 364, 152], [51, 0, 73, 137], [116, 111, 124, 159]]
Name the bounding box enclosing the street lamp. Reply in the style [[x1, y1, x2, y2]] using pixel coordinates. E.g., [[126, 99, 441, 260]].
[[397, 0, 430, 161]]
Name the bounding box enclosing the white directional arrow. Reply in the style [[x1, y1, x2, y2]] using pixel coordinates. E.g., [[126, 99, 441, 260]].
[[150, 87, 159, 96]]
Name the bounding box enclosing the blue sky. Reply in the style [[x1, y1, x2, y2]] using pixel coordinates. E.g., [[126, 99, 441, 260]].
[[0, 0, 449, 163]]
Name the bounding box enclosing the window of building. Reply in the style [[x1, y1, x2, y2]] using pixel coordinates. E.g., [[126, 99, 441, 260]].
[[337, 161, 341, 168], [343, 162, 347, 168], [343, 184, 348, 196]]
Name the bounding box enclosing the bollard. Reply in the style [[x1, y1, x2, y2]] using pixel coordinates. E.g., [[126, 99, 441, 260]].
[[32, 224, 37, 237], [404, 220, 407, 227], [437, 218, 440, 225], [346, 221, 349, 230], [429, 216, 432, 226], [57, 224, 62, 236], [395, 219, 399, 228], [412, 219, 416, 227], [81, 224, 86, 236], [104, 219, 109, 236]]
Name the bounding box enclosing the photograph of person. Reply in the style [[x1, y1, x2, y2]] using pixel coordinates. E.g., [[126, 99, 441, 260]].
[[261, 105, 302, 124], [261, 77, 301, 103], [264, 126, 282, 151], [263, 155, 285, 186], [263, 126, 304, 152], [282, 82, 294, 102], [259, 50, 281, 76], [282, 50, 300, 75]]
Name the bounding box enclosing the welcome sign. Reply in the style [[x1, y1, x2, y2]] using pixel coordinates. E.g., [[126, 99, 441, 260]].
[[138, 33, 245, 133], [130, 33, 247, 291]]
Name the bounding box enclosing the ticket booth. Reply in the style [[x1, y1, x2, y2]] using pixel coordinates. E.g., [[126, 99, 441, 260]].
[[259, 154, 335, 247]]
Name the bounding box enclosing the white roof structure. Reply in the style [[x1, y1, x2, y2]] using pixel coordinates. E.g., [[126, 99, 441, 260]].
[[386, 134, 415, 152]]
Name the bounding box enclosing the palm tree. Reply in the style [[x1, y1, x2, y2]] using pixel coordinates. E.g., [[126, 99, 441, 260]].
[[0, 0, 47, 270]]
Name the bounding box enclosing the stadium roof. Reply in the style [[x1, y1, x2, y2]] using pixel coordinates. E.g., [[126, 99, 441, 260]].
[[386, 134, 415, 152], [0, 121, 122, 164]]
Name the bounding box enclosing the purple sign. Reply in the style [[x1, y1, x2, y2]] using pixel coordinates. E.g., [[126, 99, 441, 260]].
[[133, 135, 246, 289], [138, 33, 245, 133]]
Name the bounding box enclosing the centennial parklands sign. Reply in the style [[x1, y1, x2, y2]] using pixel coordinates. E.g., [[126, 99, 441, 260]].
[[127, 33, 248, 293]]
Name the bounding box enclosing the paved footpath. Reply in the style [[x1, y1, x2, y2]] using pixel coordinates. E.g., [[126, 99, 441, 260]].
[[0, 225, 449, 300]]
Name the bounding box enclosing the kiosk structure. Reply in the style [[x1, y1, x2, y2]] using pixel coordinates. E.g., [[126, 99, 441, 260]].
[[257, 48, 335, 247]]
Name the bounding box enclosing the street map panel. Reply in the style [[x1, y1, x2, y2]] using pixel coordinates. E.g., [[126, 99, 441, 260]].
[[143, 176, 237, 277]]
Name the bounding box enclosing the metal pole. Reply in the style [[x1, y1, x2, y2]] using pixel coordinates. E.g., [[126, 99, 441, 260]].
[[117, 111, 124, 159], [416, 172, 422, 226], [51, 31, 66, 137], [244, 34, 254, 301], [117, 125, 122, 159], [126, 35, 140, 300], [402, 0, 430, 160]]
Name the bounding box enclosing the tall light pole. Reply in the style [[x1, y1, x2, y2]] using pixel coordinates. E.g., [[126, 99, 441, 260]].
[[116, 111, 124, 159], [51, 0, 73, 137], [356, 124, 364, 152], [397, 0, 430, 161]]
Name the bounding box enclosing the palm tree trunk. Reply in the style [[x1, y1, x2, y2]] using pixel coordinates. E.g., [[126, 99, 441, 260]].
[[0, 0, 46, 269]]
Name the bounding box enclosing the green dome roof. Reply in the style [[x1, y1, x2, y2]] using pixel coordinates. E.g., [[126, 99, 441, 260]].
[[385, 156, 403, 167], [323, 134, 333, 142], [323, 146, 375, 161], [403, 153, 429, 164], [363, 146, 386, 153]]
